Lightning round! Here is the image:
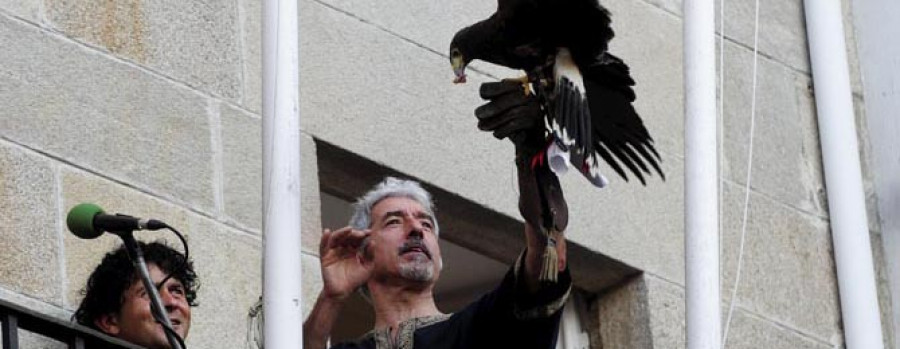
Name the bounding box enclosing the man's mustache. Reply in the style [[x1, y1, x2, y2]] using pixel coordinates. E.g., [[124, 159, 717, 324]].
[[399, 237, 432, 260]]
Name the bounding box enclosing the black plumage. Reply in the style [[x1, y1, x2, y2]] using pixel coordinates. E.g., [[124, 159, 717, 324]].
[[450, 0, 664, 185]]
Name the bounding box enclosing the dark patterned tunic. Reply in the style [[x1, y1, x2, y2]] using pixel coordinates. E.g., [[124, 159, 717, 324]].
[[331, 255, 572, 349]]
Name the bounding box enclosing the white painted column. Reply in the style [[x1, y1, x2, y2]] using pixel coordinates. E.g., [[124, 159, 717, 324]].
[[683, 0, 721, 348], [804, 1, 884, 348], [262, 0, 303, 347]]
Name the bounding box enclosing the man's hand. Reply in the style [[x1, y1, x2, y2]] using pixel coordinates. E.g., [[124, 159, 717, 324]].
[[304, 227, 373, 349], [319, 227, 373, 301], [475, 80, 545, 156]]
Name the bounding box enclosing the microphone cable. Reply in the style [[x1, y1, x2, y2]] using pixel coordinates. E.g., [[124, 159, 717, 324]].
[[156, 223, 190, 292], [152, 223, 191, 349]]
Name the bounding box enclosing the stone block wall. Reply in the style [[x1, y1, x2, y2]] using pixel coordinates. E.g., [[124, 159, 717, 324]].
[[0, 0, 892, 348], [0, 1, 267, 346]]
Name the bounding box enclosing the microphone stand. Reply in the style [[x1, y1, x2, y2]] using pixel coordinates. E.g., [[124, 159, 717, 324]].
[[116, 230, 185, 349]]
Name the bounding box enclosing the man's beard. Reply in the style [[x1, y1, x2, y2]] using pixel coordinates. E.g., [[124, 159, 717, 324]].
[[397, 236, 436, 282], [398, 254, 434, 282]]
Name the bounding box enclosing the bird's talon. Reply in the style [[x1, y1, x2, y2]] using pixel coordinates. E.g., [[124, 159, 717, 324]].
[[506, 75, 532, 96], [517, 76, 533, 96]]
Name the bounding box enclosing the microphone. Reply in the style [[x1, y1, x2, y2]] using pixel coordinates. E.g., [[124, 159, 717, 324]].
[[67, 203, 184, 349], [66, 203, 166, 239]]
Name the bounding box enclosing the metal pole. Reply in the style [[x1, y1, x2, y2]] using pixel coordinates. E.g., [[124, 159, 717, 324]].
[[804, 1, 884, 347], [684, 0, 721, 348], [1, 311, 19, 349], [262, 0, 303, 347], [119, 232, 183, 349]]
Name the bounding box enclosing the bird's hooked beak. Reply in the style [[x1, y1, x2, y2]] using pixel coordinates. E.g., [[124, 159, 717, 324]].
[[451, 53, 467, 84]]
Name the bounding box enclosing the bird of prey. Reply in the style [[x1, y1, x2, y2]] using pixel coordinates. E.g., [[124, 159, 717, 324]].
[[450, 0, 664, 186]]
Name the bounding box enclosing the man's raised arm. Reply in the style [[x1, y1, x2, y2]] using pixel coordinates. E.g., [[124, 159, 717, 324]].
[[474, 80, 570, 293], [303, 227, 372, 349]]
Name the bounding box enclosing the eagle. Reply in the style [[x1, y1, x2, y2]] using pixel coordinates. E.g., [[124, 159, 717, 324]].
[[449, 0, 664, 186]]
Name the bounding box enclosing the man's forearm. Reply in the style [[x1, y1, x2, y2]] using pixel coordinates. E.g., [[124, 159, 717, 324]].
[[302, 292, 346, 349], [521, 223, 567, 293]]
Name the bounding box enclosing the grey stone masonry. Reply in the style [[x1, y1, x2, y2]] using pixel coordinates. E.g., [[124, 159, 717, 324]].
[[720, 183, 841, 343], [722, 0, 810, 73], [724, 309, 833, 349], [597, 276, 654, 348], [220, 103, 262, 232], [645, 276, 685, 348], [596, 274, 839, 348], [0, 13, 217, 213], [45, 0, 242, 100], [237, 0, 262, 113], [0, 0, 41, 23], [720, 40, 826, 218], [0, 141, 62, 305]]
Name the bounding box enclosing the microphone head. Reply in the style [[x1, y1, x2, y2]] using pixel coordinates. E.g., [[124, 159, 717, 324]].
[[67, 203, 105, 239]]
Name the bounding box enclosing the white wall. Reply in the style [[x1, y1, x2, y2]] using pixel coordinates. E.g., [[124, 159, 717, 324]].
[[851, 0, 900, 347]]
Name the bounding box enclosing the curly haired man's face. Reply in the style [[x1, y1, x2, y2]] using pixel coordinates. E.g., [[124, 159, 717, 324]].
[[97, 264, 191, 349]]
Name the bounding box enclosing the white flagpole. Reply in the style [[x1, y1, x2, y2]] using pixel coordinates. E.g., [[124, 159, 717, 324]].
[[262, 0, 303, 347], [684, 0, 721, 348], [804, 1, 884, 347]]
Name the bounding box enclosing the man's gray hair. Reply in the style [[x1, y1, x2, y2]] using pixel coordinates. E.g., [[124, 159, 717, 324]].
[[349, 177, 440, 236], [352, 177, 441, 302]]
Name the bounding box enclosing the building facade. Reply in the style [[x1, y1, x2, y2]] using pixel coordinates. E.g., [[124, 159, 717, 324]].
[[0, 0, 896, 347]]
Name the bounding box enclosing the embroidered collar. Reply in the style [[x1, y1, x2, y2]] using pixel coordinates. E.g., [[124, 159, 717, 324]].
[[362, 314, 451, 349]]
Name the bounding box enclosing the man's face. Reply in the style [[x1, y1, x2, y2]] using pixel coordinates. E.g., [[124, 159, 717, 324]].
[[97, 263, 191, 349], [366, 196, 442, 286]]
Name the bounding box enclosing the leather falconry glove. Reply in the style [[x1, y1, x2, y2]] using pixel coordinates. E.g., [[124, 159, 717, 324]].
[[476, 79, 569, 283]]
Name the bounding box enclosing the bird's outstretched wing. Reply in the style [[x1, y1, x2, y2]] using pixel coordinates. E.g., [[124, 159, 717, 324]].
[[583, 53, 663, 185], [550, 48, 592, 155]]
